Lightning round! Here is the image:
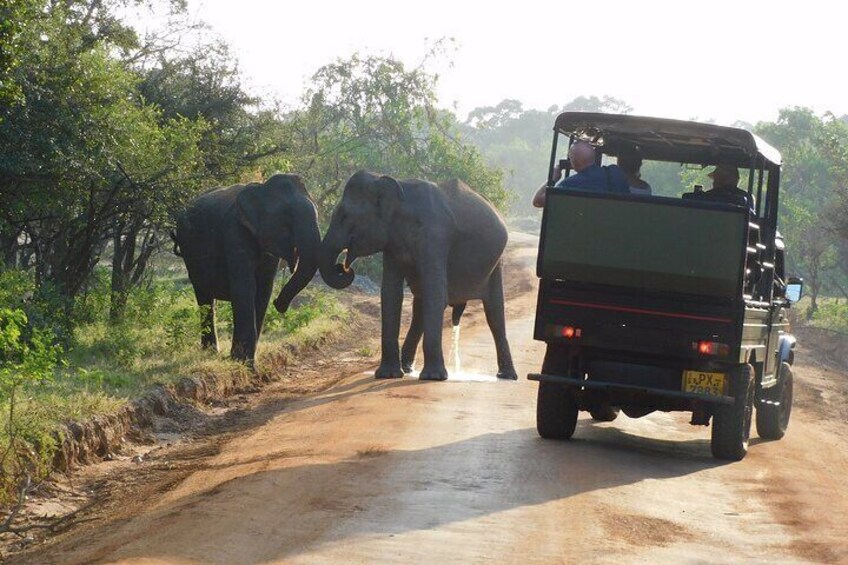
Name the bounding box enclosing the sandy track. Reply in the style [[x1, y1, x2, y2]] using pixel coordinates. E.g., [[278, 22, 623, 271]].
[[15, 235, 848, 564]]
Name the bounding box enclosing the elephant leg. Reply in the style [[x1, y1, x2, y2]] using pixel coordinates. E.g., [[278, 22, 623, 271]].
[[254, 258, 278, 337], [419, 256, 448, 381], [376, 254, 404, 379], [482, 263, 517, 380], [401, 295, 423, 373], [451, 303, 466, 327], [228, 258, 258, 367], [199, 298, 218, 353]]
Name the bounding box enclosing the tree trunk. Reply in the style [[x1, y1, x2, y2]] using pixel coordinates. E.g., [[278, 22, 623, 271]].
[[109, 230, 133, 323], [109, 219, 158, 323]]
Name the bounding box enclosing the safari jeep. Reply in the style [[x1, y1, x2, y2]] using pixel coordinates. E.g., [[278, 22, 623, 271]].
[[529, 113, 803, 461]]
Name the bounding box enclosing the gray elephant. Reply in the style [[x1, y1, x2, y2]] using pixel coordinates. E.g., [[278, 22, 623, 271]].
[[319, 170, 517, 381], [174, 173, 320, 365]]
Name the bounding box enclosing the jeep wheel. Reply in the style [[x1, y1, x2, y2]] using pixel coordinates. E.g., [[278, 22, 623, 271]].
[[756, 362, 793, 440], [589, 404, 620, 422], [537, 382, 578, 439], [711, 364, 755, 461]]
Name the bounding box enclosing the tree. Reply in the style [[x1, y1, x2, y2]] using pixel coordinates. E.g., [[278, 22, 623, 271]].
[[0, 0, 291, 323], [107, 40, 289, 321], [0, 6, 204, 309], [0, 0, 32, 109], [754, 108, 847, 318], [287, 52, 505, 217]]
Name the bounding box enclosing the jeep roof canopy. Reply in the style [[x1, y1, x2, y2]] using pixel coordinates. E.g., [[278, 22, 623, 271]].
[[552, 112, 781, 168]]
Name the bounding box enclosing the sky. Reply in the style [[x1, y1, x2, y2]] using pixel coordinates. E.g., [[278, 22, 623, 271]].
[[180, 0, 847, 126]]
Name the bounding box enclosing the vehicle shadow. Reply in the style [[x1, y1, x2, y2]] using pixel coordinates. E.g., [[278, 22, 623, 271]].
[[38, 423, 726, 564]]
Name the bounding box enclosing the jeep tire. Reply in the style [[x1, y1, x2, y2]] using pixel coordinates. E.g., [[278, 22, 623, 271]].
[[756, 361, 793, 440], [711, 363, 755, 461], [537, 382, 578, 440]]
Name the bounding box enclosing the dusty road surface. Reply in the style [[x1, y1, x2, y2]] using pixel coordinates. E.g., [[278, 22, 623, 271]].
[[13, 234, 848, 564]]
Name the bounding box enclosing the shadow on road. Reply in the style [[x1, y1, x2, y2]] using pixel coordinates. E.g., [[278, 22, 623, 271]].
[[43, 417, 727, 564]]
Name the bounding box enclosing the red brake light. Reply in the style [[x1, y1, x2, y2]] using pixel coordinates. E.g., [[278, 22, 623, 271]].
[[546, 324, 581, 339], [695, 340, 730, 356]]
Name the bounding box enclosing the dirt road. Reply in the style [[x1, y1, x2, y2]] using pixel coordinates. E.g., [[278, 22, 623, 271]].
[[16, 234, 848, 564]]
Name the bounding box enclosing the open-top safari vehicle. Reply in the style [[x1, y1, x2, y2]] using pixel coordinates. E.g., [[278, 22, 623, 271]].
[[529, 113, 803, 460]]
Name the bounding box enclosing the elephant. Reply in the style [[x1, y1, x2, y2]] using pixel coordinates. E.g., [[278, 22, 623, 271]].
[[174, 173, 320, 366], [319, 170, 517, 381]]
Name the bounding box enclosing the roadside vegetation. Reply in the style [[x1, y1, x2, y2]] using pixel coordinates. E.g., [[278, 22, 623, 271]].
[[0, 259, 348, 509]]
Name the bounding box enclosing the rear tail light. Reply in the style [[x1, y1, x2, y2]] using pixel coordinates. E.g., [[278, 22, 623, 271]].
[[694, 340, 730, 356], [546, 324, 581, 339]]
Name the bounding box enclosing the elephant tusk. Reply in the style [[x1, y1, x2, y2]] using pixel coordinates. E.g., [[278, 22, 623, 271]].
[[289, 248, 299, 274], [343, 250, 356, 272]]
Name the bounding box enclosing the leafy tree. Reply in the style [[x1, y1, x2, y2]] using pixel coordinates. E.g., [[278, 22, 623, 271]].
[[287, 52, 505, 216], [0, 0, 291, 323], [0, 0, 40, 110], [755, 108, 848, 318], [109, 40, 288, 321], [0, 6, 204, 314]]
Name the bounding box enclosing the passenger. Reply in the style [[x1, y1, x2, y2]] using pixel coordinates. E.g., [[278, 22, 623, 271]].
[[617, 147, 652, 196], [685, 164, 754, 210], [532, 140, 628, 207]]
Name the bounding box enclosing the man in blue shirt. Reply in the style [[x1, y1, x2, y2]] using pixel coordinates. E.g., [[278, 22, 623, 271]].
[[533, 141, 628, 207]]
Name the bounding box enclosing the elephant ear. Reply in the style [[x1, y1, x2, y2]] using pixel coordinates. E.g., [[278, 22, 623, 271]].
[[236, 182, 291, 248], [376, 175, 405, 223]]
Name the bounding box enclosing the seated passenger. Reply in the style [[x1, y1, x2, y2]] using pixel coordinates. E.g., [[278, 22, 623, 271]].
[[532, 141, 628, 207], [683, 164, 754, 210], [618, 147, 652, 196]]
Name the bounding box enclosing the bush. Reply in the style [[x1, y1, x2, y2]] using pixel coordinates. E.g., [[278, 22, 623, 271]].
[[812, 300, 848, 333], [0, 268, 74, 347], [263, 287, 347, 335], [0, 308, 63, 505], [165, 305, 202, 349]]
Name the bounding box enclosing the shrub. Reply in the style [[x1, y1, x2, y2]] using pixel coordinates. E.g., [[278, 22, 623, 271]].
[[263, 287, 347, 335], [812, 300, 848, 333], [0, 308, 63, 505], [165, 305, 202, 349]]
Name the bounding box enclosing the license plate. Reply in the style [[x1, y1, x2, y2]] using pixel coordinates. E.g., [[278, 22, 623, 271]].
[[682, 370, 727, 397]]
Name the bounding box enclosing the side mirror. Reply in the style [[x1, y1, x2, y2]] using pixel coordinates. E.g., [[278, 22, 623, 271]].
[[785, 277, 803, 304]]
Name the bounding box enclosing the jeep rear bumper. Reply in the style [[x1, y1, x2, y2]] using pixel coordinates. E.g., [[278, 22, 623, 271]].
[[527, 373, 735, 405]]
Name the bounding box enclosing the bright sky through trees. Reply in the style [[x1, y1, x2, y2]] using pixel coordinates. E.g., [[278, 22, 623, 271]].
[[186, 0, 847, 125]]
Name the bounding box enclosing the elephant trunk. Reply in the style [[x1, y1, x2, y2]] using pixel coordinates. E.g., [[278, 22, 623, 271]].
[[319, 227, 354, 290], [274, 214, 320, 314]]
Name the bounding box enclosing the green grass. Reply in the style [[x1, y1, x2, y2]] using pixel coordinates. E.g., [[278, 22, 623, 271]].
[[793, 295, 848, 333], [0, 266, 349, 503]]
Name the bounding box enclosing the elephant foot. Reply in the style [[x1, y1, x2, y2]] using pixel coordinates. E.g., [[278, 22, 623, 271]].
[[497, 367, 519, 381], [375, 363, 404, 379], [401, 359, 415, 374], [419, 365, 448, 381]]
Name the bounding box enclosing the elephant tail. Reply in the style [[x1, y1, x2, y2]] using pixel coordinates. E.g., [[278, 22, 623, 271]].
[[451, 303, 466, 327], [170, 229, 182, 257]]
